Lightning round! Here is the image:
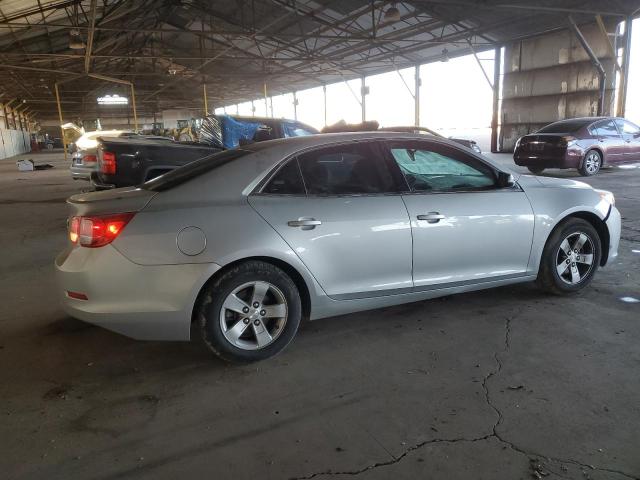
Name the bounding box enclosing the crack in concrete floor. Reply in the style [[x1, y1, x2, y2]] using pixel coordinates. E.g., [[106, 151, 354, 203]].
[[290, 314, 640, 480]]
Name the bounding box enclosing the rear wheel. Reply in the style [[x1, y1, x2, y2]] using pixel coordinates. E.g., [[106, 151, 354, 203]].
[[579, 150, 601, 176], [537, 218, 601, 295], [527, 167, 545, 175], [198, 261, 301, 363]]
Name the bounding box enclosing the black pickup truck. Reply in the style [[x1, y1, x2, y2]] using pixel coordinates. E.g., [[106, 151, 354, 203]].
[[92, 115, 317, 189]]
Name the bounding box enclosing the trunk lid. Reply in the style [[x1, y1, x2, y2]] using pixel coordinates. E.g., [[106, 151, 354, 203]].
[[67, 187, 157, 216], [518, 133, 568, 155]]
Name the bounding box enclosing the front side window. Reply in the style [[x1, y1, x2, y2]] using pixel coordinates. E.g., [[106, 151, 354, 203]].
[[595, 120, 620, 137], [263, 159, 305, 195], [297, 142, 397, 195], [615, 119, 640, 135], [389, 143, 496, 192]]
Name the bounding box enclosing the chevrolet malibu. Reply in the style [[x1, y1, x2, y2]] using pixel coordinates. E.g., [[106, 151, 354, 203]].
[[513, 116, 640, 176], [56, 133, 621, 362]]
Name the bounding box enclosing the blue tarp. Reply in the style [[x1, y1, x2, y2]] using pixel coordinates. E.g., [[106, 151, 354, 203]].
[[220, 115, 261, 148]]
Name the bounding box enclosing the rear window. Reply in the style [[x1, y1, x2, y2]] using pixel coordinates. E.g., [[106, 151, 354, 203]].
[[142, 148, 251, 191], [537, 119, 592, 133]]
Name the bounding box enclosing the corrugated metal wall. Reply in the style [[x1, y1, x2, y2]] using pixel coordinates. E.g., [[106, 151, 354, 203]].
[[500, 21, 618, 151], [0, 127, 31, 160]]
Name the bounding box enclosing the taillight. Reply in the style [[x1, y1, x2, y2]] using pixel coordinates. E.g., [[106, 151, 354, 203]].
[[68, 213, 134, 248], [69, 216, 80, 244], [101, 151, 116, 175], [83, 154, 97, 164]]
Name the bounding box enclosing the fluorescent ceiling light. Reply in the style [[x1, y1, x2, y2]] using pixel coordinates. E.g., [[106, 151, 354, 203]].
[[97, 94, 128, 105]]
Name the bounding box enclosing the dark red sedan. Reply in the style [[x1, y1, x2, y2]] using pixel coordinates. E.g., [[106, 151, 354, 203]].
[[513, 117, 640, 176]]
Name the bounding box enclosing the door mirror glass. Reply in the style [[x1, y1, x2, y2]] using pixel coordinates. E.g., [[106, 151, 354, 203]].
[[498, 172, 515, 187]]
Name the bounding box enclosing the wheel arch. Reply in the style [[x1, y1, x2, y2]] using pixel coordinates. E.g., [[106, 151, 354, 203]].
[[191, 256, 312, 325], [553, 211, 610, 266], [580, 147, 605, 168]]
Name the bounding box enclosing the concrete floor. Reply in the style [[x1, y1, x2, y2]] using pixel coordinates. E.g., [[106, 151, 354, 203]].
[[1, 150, 639, 480]]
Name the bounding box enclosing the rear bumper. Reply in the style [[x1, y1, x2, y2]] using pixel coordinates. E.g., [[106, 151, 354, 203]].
[[90, 171, 115, 190], [514, 148, 582, 169], [604, 206, 621, 265], [55, 244, 220, 341], [70, 165, 95, 180]]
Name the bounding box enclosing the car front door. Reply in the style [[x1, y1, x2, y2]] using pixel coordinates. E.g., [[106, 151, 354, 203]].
[[614, 119, 640, 161], [249, 141, 413, 299], [384, 140, 535, 289], [594, 120, 625, 163]]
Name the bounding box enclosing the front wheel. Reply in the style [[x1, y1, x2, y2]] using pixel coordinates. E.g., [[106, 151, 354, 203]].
[[579, 150, 602, 176], [198, 261, 302, 363], [527, 166, 545, 175], [537, 218, 601, 295]]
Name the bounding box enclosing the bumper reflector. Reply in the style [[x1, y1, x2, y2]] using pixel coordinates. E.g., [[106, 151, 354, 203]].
[[67, 291, 88, 300]]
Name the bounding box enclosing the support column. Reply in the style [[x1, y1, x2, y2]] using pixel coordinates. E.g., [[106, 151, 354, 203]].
[[323, 84, 327, 127], [620, 16, 633, 117], [130, 84, 138, 131], [2, 102, 10, 129], [414, 65, 420, 127], [361, 76, 367, 122], [491, 47, 501, 153], [569, 16, 606, 116], [263, 83, 269, 117], [54, 83, 67, 162], [203, 83, 208, 116], [293, 91, 298, 120]]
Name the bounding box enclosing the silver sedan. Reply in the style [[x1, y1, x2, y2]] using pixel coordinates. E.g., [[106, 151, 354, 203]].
[[55, 133, 621, 362]]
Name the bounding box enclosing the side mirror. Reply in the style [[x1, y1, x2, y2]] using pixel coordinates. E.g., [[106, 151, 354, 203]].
[[497, 171, 515, 188]]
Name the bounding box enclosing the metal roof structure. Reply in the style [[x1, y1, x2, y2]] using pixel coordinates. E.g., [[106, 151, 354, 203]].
[[0, 0, 637, 120]]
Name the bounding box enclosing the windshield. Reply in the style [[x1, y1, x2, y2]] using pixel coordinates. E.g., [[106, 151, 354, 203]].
[[537, 119, 592, 134], [142, 148, 252, 191]]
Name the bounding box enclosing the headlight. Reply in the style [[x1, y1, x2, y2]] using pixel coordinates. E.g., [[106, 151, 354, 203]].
[[595, 189, 615, 206]]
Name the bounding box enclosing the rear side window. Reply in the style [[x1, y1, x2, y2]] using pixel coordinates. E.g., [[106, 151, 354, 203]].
[[283, 122, 317, 137], [595, 121, 620, 137], [296, 143, 397, 195], [263, 160, 305, 195], [538, 119, 591, 133]]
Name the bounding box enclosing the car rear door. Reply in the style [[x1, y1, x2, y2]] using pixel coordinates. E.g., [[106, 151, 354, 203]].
[[384, 140, 535, 289], [614, 119, 640, 161], [594, 120, 625, 163], [249, 141, 413, 299]]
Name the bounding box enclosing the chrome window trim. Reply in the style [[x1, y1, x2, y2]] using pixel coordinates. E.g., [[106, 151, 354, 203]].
[[251, 136, 520, 198]]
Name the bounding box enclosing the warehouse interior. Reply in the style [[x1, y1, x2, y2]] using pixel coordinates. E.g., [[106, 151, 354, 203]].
[[1, 1, 640, 479]]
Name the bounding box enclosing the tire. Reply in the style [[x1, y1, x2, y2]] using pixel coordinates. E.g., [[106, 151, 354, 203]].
[[198, 261, 302, 363], [537, 218, 601, 295], [578, 150, 602, 176], [527, 167, 545, 175]]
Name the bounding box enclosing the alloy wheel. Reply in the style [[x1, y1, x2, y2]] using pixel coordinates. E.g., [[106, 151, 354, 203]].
[[219, 281, 288, 350], [583, 151, 601, 175], [555, 232, 595, 285]]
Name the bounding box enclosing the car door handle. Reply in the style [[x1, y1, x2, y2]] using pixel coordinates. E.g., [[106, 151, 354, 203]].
[[417, 212, 445, 223], [287, 218, 322, 228]]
